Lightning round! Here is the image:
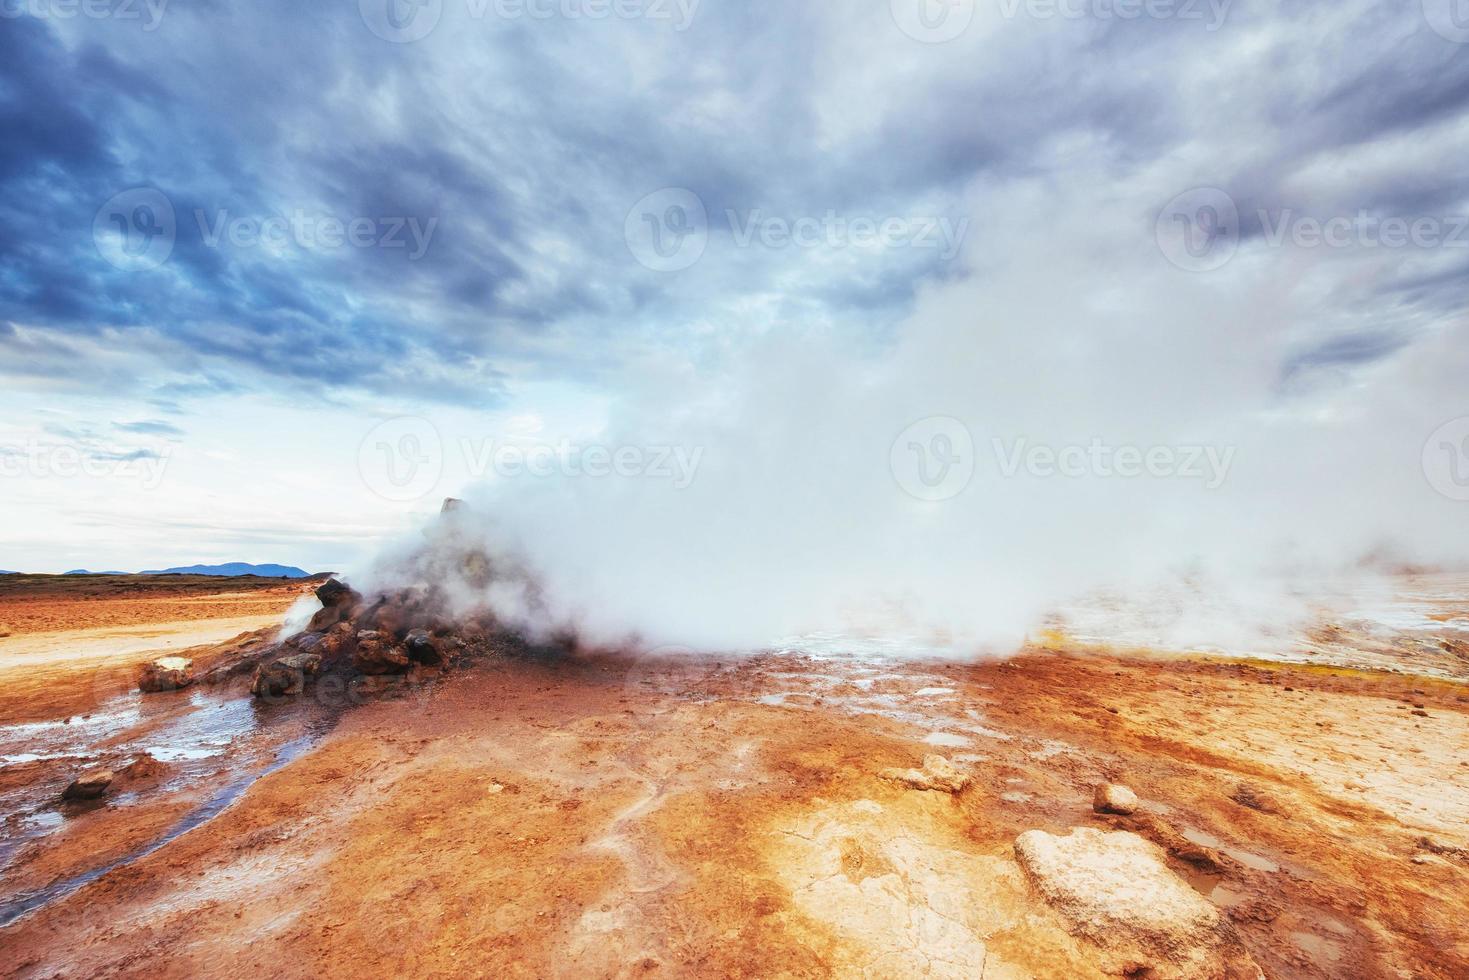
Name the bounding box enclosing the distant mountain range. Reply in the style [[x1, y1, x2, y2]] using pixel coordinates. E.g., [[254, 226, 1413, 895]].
[[59, 563, 313, 578], [142, 563, 313, 578]]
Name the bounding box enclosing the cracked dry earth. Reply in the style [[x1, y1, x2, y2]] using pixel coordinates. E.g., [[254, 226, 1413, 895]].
[[3, 644, 1469, 978]]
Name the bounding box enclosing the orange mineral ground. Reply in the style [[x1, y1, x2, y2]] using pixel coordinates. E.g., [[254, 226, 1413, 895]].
[[1, 574, 1467, 978]]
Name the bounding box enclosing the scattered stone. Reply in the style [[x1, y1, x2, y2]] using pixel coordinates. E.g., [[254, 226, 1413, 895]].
[[353, 630, 412, 675], [1093, 782, 1140, 815], [881, 754, 969, 793], [1014, 827, 1259, 979], [138, 656, 195, 693], [251, 652, 323, 698], [1412, 709, 1429, 718], [62, 768, 114, 801]]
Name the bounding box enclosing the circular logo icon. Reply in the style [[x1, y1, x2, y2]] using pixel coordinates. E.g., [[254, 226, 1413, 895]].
[[1423, 417, 1469, 501], [358, 416, 443, 502], [93, 188, 176, 271], [1423, 0, 1469, 43], [890, 416, 974, 502], [625, 188, 708, 272], [1155, 187, 1239, 273], [360, 0, 443, 42], [890, 0, 975, 43]]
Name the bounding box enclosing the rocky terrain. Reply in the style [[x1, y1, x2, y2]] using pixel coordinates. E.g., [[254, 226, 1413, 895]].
[[0, 557, 1467, 977]]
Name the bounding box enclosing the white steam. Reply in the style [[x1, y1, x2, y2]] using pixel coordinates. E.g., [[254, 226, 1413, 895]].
[[361, 177, 1469, 656]]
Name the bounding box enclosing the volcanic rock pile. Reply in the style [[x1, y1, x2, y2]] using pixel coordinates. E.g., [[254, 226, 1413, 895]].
[[248, 575, 497, 701]]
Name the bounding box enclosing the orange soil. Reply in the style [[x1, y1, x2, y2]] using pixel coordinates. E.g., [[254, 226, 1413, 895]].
[[0, 576, 316, 725], [3, 639, 1468, 978], [0, 575, 318, 636]]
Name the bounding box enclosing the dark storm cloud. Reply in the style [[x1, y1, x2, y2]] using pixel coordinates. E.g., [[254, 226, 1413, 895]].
[[0, 1, 1463, 407]]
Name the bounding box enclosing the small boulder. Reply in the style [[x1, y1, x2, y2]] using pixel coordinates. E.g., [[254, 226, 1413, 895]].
[[316, 622, 357, 661], [314, 578, 356, 608], [63, 768, 114, 801], [1014, 827, 1258, 979], [251, 652, 323, 698], [138, 656, 194, 694], [1093, 782, 1140, 816], [405, 629, 444, 666], [882, 754, 970, 793], [353, 630, 412, 675]]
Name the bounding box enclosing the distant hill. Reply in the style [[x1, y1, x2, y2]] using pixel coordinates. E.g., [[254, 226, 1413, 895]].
[[57, 563, 312, 578], [0, 570, 19, 575], [140, 563, 313, 578]]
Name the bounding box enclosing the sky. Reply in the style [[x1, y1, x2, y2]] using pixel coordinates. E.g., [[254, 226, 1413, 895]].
[[1, 1, 1468, 641]]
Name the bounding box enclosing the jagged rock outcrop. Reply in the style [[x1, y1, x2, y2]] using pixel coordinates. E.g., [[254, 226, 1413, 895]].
[[251, 652, 323, 699], [352, 630, 412, 675], [248, 506, 532, 700]]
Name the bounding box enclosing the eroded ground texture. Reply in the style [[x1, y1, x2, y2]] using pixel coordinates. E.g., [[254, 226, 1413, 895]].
[[1, 576, 1467, 979]]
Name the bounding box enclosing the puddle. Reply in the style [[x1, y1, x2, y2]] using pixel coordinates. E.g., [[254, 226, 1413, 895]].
[[922, 732, 971, 748], [1181, 867, 1247, 908], [0, 730, 328, 928], [0, 678, 346, 923], [1, 752, 90, 766], [0, 706, 141, 750], [1181, 827, 1280, 873], [1290, 931, 1343, 963]]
